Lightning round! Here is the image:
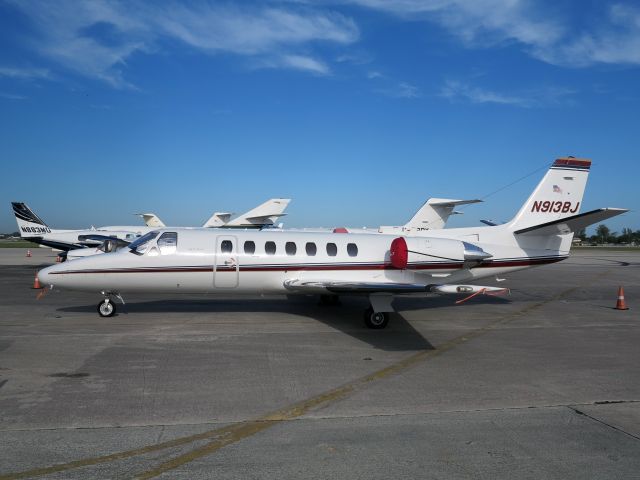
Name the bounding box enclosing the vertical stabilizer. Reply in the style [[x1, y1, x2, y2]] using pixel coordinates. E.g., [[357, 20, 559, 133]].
[[11, 202, 52, 236], [136, 213, 165, 227], [203, 212, 233, 228], [508, 158, 591, 231]]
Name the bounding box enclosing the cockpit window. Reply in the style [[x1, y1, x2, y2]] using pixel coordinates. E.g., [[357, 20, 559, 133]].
[[158, 232, 178, 255], [128, 231, 159, 255]]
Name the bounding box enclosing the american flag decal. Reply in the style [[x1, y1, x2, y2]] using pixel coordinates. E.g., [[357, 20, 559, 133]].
[[553, 185, 562, 194]]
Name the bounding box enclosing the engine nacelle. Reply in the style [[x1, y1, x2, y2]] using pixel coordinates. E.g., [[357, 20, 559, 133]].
[[389, 236, 492, 269]]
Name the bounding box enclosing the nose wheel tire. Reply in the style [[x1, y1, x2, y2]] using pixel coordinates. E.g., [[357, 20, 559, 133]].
[[98, 299, 116, 317], [364, 307, 389, 329]]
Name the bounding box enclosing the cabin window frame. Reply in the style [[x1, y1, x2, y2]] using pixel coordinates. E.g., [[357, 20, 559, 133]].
[[244, 240, 256, 255], [305, 242, 317, 256], [265, 241, 277, 255], [285, 241, 297, 256]]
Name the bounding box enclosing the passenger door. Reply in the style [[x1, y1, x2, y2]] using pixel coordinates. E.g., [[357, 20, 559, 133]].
[[214, 236, 239, 288]]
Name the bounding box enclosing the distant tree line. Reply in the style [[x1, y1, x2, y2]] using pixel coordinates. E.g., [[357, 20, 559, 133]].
[[576, 225, 639, 245]]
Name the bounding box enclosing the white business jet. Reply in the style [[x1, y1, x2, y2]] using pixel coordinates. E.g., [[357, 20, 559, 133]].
[[37, 158, 626, 328]]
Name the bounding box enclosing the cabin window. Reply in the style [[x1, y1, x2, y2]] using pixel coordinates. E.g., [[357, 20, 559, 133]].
[[285, 242, 297, 256], [244, 241, 256, 255], [305, 242, 317, 256], [326, 242, 337, 257], [158, 232, 178, 255], [128, 231, 159, 255], [220, 240, 233, 253], [265, 241, 276, 255], [347, 243, 358, 257]]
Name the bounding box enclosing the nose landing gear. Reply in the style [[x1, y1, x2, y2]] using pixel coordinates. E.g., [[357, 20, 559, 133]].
[[98, 299, 116, 317], [97, 292, 125, 317]]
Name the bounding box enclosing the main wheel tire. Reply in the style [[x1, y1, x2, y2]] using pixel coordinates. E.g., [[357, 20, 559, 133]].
[[97, 299, 116, 317], [364, 307, 389, 329]]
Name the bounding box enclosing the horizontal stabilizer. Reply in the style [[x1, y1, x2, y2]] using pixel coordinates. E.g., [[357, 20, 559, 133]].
[[245, 213, 288, 221], [427, 198, 482, 207], [514, 208, 628, 236]]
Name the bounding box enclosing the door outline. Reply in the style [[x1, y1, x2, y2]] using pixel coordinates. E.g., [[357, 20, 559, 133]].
[[214, 235, 239, 288]]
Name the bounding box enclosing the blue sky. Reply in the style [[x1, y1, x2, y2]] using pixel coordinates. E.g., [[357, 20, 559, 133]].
[[1, 0, 638, 234]]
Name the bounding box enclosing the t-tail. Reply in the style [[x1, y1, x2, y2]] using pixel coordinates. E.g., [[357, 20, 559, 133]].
[[508, 158, 591, 231], [507, 158, 626, 238], [11, 202, 52, 237]]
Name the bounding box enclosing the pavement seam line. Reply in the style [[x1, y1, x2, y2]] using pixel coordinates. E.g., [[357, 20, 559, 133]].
[[568, 406, 640, 442], [0, 273, 607, 480]]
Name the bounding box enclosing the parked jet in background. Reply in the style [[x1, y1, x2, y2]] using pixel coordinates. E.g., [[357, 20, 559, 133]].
[[38, 158, 627, 328], [202, 198, 291, 228], [377, 198, 481, 233], [11, 202, 140, 252]]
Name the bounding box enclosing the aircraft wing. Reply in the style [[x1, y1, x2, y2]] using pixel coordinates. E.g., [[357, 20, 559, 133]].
[[76, 234, 127, 246], [284, 279, 510, 298], [514, 208, 628, 236], [283, 279, 428, 295]]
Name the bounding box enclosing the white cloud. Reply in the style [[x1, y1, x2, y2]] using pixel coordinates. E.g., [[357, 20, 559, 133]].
[[376, 81, 422, 98], [440, 80, 576, 108], [6, 1, 359, 88], [532, 4, 640, 66], [264, 54, 331, 75], [0, 92, 28, 100], [348, 0, 640, 67], [0, 66, 50, 80]]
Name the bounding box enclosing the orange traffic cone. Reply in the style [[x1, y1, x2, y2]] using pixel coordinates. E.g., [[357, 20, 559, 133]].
[[615, 286, 629, 310], [26, 250, 32, 258], [32, 273, 41, 289]]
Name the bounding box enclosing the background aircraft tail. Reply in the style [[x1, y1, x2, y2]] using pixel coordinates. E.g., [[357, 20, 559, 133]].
[[508, 158, 591, 232], [11, 202, 52, 236], [227, 198, 291, 227], [404, 198, 482, 231], [203, 212, 232, 228], [135, 213, 165, 227]]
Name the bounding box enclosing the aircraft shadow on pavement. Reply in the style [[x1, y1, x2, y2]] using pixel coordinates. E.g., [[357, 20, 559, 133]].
[[57, 296, 436, 352]]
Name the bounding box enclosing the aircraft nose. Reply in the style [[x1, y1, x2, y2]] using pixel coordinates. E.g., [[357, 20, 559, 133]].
[[37, 265, 55, 287]]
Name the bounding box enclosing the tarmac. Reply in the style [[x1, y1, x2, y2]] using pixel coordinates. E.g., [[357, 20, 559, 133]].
[[0, 247, 638, 479]]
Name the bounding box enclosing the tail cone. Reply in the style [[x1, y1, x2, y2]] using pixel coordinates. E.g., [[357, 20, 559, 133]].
[[32, 273, 41, 289], [615, 286, 629, 311]]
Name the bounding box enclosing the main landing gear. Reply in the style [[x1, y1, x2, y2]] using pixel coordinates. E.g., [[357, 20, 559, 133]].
[[363, 294, 394, 329], [97, 292, 125, 318], [363, 307, 389, 329]]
